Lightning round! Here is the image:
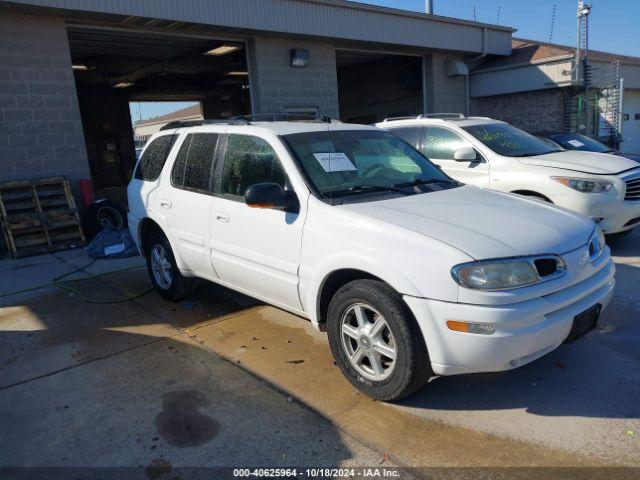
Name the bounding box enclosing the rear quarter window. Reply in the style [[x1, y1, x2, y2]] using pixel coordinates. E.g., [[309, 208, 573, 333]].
[[134, 134, 178, 181]]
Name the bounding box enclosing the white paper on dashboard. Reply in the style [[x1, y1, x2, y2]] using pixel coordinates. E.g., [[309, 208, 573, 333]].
[[567, 139, 585, 147], [313, 153, 357, 172]]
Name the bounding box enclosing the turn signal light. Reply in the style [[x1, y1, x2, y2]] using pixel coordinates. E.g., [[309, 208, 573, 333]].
[[446, 320, 495, 335]]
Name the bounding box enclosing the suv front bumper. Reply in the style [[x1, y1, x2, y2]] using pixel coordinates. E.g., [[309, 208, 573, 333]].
[[404, 257, 615, 376], [556, 192, 640, 234]]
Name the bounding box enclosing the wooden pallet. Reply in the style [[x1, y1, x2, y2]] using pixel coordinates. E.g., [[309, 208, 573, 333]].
[[0, 177, 86, 258]]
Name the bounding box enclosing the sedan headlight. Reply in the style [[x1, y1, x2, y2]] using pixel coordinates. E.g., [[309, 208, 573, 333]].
[[552, 176, 613, 193], [451, 255, 566, 291]]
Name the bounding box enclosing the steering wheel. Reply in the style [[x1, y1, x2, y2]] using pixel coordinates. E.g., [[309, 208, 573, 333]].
[[361, 164, 397, 179]]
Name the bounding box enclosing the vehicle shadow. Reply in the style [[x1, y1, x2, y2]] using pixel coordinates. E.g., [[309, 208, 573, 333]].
[[400, 262, 640, 420], [0, 270, 359, 469], [607, 227, 640, 258]]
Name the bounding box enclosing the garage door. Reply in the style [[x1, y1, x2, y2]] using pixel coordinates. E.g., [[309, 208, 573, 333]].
[[622, 90, 640, 153]]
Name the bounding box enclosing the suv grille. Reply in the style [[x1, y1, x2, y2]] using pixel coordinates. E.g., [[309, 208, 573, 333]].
[[625, 177, 640, 201]]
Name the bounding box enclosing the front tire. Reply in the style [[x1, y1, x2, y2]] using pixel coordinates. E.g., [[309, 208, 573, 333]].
[[326, 279, 431, 401], [145, 232, 197, 302]]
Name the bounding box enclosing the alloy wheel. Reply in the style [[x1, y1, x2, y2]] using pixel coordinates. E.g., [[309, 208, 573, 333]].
[[340, 303, 397, 381], [150, 244, 172, 290]]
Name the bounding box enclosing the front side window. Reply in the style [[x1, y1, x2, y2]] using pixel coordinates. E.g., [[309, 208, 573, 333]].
[[218, 135, 287, 198], [283, 129, 455, 202], [171, 133, 219, 193], [422, 126, 475, 160], [463, 123, 562, 157], [134, 134, 178, 181]]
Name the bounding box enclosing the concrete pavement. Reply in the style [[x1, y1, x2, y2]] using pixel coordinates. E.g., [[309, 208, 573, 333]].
[[0, 230, 639, 474]]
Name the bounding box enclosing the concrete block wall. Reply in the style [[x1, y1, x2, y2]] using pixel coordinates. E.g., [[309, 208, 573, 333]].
[[428, 53, 466, 114], [248, 37, 340, 118], [0, 13, 89, 184], [471, 88, 564, 134]]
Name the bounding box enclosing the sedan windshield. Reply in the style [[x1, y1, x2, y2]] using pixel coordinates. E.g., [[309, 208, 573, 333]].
[[549, 133, 612, 153], [283, 129, 456, 202], [463, 123, 562, 157]]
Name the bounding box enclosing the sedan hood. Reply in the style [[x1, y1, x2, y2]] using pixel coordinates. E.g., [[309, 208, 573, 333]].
[[518, 150, 637, 174], [341, 186, 594, 260]]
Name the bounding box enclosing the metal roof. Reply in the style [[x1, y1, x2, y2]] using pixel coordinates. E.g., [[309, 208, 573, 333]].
[[0, 0, 514, 55]]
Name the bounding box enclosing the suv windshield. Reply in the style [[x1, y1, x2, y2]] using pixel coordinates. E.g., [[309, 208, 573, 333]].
[[283, 129, 456, 202], [549, 133, 612, 153], [463, 123, 562, 157]]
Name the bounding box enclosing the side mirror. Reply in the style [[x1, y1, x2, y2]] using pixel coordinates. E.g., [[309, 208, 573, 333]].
[[244, 183, 299, 212], [453, 146, 479, 162]]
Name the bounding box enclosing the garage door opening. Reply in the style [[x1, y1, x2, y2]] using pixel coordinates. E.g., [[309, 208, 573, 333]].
[[68, 26, 251, 204], [337, 50, 423, 124]]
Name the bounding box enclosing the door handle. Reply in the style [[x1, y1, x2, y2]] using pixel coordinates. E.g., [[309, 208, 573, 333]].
[[215, 212, 230, 223], [159, 199, 172, 209]]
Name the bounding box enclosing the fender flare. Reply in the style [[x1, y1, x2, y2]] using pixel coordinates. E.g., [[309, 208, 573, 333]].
[[303, 252, 423, 325], [137, 212, 189, 271]]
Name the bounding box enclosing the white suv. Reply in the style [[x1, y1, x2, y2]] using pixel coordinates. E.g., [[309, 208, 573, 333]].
[[128, 117, 615, 400], [377, 115, 640, 236]]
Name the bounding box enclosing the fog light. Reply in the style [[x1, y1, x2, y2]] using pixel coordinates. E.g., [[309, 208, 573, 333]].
[[447, 320, 495, 335]]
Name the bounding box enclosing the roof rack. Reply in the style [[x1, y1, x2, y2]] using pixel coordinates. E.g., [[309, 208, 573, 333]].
[[160, 119, 250, 130], [160, 113, 334, 131], [231, 113, 333, 123], [381, 113, 466, 122]]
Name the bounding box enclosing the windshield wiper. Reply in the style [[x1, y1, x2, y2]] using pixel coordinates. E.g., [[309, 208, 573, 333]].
[[330, 184, 406, 196], [516, 150, 560, 157], [393, 178, 457, 188]]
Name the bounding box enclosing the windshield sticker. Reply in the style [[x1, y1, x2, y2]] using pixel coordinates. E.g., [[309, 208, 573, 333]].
[[313, 153, 357, 172], [567, 139, 585, 147]]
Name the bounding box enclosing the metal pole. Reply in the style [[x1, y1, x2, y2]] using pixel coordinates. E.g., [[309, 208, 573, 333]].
[[425, 0, 433, 14]]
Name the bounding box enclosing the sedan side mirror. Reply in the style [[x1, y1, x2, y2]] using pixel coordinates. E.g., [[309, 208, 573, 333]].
[[453, 146, 479, 162], [244, 183, 299, 213]]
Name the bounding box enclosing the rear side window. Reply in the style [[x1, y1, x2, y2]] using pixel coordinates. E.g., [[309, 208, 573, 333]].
[[171, 133, 219, 193], [218, 135, 286, 198], [388, 127, 421, 149], [134, 134, 178, 181]]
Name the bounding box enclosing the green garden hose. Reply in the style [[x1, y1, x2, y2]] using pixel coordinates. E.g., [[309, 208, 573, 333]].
[[0, 258, 153, 303]]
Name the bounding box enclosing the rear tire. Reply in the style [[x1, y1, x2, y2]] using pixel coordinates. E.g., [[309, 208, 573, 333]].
[[145, 232, 197, 302], [326, 279, 431, 401]]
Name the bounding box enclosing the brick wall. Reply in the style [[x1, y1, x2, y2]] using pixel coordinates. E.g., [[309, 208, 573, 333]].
[[0, 13, 89, 185], [249, 37, 339, 118], [470, 88, 564, 134]]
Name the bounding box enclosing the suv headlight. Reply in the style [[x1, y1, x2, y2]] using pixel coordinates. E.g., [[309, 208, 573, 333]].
[[451, 255, 566, 291], [552, 176, 613, 193]]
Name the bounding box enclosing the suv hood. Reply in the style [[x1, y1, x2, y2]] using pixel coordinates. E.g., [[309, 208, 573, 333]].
[[341, 186, 594, 260], [518, 150, 637, 174]]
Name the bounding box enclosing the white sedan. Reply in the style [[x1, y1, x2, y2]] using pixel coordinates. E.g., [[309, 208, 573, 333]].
[[378, 115, 640, 236]]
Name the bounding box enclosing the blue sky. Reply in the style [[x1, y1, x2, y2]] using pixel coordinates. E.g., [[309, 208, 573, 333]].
[[367, 0, 640, 56], [130, 0, 639, 121]]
